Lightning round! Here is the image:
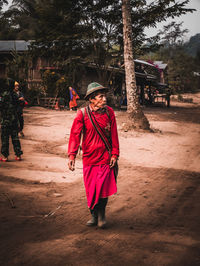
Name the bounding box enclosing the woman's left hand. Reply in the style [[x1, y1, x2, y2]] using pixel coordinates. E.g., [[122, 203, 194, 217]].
[[109, 156, 117, 168]]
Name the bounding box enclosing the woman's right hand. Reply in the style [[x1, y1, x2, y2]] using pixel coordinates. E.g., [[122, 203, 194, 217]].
[[68, 159, 75, 171]]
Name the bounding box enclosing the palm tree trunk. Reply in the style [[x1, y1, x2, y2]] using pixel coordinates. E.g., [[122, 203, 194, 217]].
[[122, 0, 150, 130]]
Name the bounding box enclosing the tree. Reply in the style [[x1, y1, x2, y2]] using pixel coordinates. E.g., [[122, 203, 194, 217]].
[[0, 0, 14, 39], [142, 21, 199, 94], [0, 0, 8, 11], [158, 21, 189, 48], [3, 1, 194, 64], [122, 0, 150, 130], [3, 0, 43, 40], [184, 33, 200, 58], [166, 50, 198, 93], [1, 0, 195, 100], [6, 49, 29, 91]]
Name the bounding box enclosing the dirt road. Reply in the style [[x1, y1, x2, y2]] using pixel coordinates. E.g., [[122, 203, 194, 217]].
[[0, 95, 200, 266]]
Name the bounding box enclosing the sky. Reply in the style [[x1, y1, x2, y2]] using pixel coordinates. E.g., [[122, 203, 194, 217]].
[[2, 0, 200, 40], [144, 0, 200, 40]]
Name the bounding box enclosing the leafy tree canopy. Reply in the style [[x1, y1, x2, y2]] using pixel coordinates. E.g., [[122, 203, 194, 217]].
[[0, 0, 196, 91], [1, 1, 194, 53], [0, 0, 8, 11]]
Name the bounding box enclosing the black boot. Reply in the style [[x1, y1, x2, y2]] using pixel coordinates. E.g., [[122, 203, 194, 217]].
[[98, 198, 108, 228], [86, 208, 98, 226]]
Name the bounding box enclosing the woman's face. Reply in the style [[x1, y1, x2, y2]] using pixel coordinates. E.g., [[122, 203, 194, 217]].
[[90, 92, 107, 109], [14, 85, 19, 92]]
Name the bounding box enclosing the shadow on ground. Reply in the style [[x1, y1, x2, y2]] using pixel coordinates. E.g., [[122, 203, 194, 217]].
[[0, 164, 200, 266]]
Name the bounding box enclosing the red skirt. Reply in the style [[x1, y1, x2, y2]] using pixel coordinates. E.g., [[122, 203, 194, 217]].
[[83, 164, 117, 209], [69, 96, 78, 109]]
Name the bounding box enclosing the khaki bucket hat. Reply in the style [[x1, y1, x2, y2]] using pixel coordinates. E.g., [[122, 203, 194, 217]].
[[85, 82, 108, 99]]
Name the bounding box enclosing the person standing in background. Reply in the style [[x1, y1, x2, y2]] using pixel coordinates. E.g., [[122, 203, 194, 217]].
[[69, 86, 79, 111], [12, 81, 26, 137], [0, 78, 23, 162]]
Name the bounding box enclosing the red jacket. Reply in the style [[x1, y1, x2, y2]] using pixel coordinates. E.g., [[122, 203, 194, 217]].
[[68, 106, 119, 166]]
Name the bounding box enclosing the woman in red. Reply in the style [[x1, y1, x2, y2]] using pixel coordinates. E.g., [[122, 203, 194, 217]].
[[68, 82, 119, 228], [69, 86, 79, 110]]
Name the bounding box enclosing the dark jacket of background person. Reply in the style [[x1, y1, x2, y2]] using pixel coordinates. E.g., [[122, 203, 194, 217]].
[[12, 85, 25, 133], [0, 79, 19, 129], [0, 78, 23, 158], [12, 90, 25, 115]]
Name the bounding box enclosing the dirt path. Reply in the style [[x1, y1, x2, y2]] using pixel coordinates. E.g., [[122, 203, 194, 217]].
[[0, 95, 200, 266]]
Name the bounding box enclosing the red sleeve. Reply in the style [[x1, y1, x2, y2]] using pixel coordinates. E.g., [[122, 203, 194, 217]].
[[68, 110, 84, 158], [107, 107, 119, 157]]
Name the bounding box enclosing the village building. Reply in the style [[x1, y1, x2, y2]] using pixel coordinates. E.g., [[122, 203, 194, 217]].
[[0, 40, 169, 106]]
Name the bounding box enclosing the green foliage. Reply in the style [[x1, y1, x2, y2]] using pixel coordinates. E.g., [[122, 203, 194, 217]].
[[184, 34, 200, 58], [158, 21, 189, 47], [6, 49, 29, 92], [143, 46, 199, 93], [167, 50, 197, 92], [142, 20, 200, 94], [2, 1, 194, 58], [129, 0, 194, 56], [41, 69, 69, 97], [0, 0, 196, 95], [41, 70, 59, 96], [0, 1, 17, 39], [0, 0, 8, 11], [25, 86, 44, 106]]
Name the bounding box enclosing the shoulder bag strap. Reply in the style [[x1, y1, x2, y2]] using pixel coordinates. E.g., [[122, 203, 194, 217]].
[[78, 107, 86, 154], [86, 106, 111, 156], [91, 106, 112, 146]]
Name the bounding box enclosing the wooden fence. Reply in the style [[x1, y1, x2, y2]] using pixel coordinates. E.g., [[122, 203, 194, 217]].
[[38, 97, 57, 109]]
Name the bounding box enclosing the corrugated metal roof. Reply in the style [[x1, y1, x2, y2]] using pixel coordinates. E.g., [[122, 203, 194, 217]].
[[0, 40, 31, 52], [153, 61, 167, 70], [134, 59, 155, 67]]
